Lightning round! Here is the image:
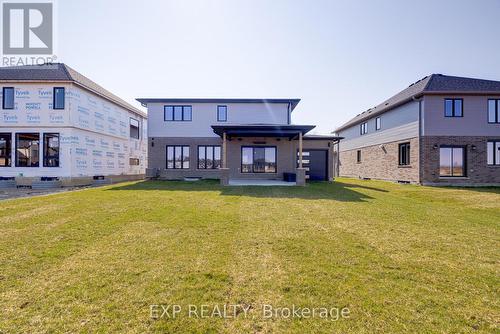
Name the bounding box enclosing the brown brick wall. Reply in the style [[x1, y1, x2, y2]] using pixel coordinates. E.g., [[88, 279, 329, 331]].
[[420, 136, 500, 185], [338, 137, 420, 183]]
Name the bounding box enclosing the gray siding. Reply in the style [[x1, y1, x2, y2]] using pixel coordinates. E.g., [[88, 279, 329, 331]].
[[422, 95, 500, 136], [337, 101, 420, 152]]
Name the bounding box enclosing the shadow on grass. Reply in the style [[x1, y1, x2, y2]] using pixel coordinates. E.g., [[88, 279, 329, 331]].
[[434, 186, 500, 195], [107, 180, 383, 202]]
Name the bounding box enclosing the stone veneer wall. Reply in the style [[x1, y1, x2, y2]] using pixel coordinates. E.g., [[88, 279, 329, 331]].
[[420, 136, 500, 186], [338, 137, 420, 183]]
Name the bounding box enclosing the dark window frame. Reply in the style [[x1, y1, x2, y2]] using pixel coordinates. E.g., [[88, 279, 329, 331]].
[[217, 105, 227, 122], [487, 140, 500, 166], [375, 117, 381, 131], [53, 87, 65, 110], [360, 122, 368, 135], [15, 133, 40, 167], [241, 146, 277, 174], [356, 150, 361, 163], [130, 117, 140, 139], [43, 133, 60, 167], [444, 98, 463, 118], [398, 142, 411, 166], [0, 133, 12, 167], [166, 145, 190, 169], [163, 105, 193, 122], [197, 145, 222, 169], [2, 87, 14, 110], [439, 145, 467, 177], [129, 158, 140, 166], [487, 99, 500, 124]]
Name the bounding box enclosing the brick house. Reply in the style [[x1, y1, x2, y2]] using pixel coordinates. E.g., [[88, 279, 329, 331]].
[[334, 74, 500, 186]]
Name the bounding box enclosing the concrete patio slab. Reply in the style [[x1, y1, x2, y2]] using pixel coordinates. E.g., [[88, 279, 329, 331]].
[[228, 179, 297, 186]]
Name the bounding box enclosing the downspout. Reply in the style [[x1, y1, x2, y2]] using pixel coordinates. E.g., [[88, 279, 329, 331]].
[[413, 96, 423, 184]]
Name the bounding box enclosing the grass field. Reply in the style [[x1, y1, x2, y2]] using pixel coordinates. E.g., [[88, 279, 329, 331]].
[[0, 179, 499, 333]]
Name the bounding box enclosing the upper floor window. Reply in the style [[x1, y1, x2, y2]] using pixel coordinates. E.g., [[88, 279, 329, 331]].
[[2, 87, 14, 109], [43, 133, 59, 167], [0, 133, 12, 167], [487, 140, 500, 166], [444, 98, 463, 117], [488, 99, 500, 124], [360, 122, 368, 135], [53, 87, 65, 110], [398, 142, 410, 166], [164, 105, 192, 121], [217, 105, 227, 122], [375, 117, 381, 131], [130, 118, 140, 139]]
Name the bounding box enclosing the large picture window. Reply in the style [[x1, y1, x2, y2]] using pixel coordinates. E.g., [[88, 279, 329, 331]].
[[130, 118, 140, 139], [0, 133, 12, 167], [16, 133, 40, 167], [198, 145, 221, 169], [53, 87, 65, 110], [241, 146, 276, 173], [487, 140, 500, 166], [166, 145, 190, 169], [43, 133, 59, 167], [398, 142, 410, 166], [488, 99, 500, 124], [439, 146, 465, 177], [2, 87, 14, 109], [164, 105, 192, 121]]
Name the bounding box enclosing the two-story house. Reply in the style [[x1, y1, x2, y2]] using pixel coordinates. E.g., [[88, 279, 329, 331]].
[[334, 74, 500, 186], [0, 63, 147, 188], [136, 98, 341, 185]]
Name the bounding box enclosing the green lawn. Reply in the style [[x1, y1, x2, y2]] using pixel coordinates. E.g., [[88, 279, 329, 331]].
[[0, 179, 498, 333]]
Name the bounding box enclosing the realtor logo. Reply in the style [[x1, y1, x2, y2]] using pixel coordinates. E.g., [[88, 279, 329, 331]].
[[2, 1, 53, 55]]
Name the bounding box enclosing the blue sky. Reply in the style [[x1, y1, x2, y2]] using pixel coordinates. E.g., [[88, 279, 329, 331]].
[[58, 0, 500, 134]]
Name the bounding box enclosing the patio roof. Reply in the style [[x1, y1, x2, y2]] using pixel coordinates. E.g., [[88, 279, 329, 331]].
[[211, 124, 316, 139]]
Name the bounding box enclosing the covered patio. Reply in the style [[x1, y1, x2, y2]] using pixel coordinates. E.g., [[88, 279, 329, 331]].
[[211, 124, 342, 186]]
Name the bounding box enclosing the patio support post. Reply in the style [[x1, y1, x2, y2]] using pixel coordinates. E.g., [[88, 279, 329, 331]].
[[296, 131, 306, 186], [222, 132, 227, 168], [299, 131, 303, 168]]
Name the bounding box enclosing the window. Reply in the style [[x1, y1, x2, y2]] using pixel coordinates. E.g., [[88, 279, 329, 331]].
[[241, 146, 276, 173], [16, 133, 40, 167], [130, 118, 140, 139], [43, 133, 59, 167], [217, 105, 227, 122], [166, 145, 190, 169], [129, 158, 140, 166], [2, 87, 14, 109], [487, 140, 500, 165], [356, 150, 361, 163], [488, 99, 500, 124], [53, 87, 65, 109], [439, 146, 466, 177], [398, 142, 411, 166], [164, 105, 192, 121], [0, 133, 12, 167], [444, 98, 463, 117], [360, 122, 368, 135], [375, 117, 381, 131], [198, 145, 221, 169]]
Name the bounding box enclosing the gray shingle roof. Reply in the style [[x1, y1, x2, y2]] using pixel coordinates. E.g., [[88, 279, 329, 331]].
[[334, 74, 500, 132], [0, 63, 145, 117]]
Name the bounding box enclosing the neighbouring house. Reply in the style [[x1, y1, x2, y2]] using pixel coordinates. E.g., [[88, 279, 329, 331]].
[[334, 74, 500, 186], [136, 98, 341, 185], [0, 63, 147, 188]]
